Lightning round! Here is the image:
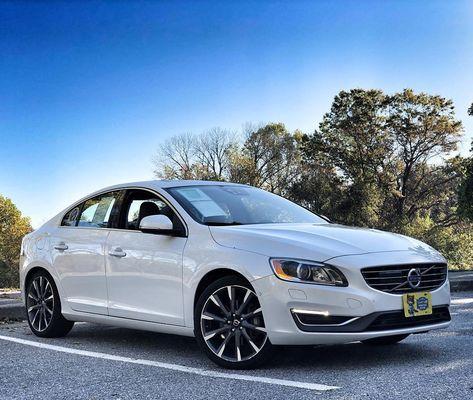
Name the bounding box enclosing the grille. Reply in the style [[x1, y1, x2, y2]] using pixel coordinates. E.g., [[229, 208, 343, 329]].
[[361, 263, 447, 294], [366, 306, 451, 331]]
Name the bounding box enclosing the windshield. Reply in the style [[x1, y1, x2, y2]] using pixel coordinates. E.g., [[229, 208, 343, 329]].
[[166, 185, 327, 226]]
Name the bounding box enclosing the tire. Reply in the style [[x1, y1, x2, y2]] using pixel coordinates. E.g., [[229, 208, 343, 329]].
[[25, 270, 74, 338], [194, 276, 273, 369], [362, 334, 410, 346]]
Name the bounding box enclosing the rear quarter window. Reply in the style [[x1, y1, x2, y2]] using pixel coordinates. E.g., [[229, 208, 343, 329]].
[[61, 206, 81, 227]]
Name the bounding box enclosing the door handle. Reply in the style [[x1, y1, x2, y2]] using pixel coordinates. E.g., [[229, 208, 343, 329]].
[[54, 242, 68, 251], [108, 247, 126, 258]]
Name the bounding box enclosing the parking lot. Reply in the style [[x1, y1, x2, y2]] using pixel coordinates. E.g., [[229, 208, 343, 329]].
[[1, 292, 472, 400]]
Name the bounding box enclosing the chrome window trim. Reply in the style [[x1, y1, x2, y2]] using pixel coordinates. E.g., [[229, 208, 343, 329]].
[[57, 186, 189, 237]]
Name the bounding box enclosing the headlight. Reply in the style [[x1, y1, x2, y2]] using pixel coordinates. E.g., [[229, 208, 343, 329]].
[[270, 259, 348, 286]]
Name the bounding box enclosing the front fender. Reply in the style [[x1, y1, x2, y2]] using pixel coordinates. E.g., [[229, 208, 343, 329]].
[[182, 239, 272, 329]]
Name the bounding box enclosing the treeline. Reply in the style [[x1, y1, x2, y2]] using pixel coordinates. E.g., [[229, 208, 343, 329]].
[[154, 89, 473, 270], [0, 195, 32, 287]]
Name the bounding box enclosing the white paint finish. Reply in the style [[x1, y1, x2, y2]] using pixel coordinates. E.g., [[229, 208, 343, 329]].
[[50, 227, 110, 315], [106, 230, 187, 325], [210, 223, 441, 262], [139, 214, 173, 231], [61, 309, 195, 337], [181, 237, 272, 327], [0, 335, 339, 392], [252, 273, 451, 345], [288, 289, 307, 300]]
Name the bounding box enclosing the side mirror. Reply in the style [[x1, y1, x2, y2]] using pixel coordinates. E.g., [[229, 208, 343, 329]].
[[139, 215, 174, 235]]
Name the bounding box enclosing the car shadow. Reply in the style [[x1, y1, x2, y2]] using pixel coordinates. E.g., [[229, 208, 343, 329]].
[[58, 322, 448, 372], [271, 341, 443, 371]]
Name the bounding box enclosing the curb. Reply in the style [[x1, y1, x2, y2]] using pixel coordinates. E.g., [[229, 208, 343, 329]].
[[449, 280, 473, 292], [448, 271, 473, 292], [0, 302, 25, 321]]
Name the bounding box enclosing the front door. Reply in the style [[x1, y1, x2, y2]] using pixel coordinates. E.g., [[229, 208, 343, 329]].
[[105, 189, 187, 325]]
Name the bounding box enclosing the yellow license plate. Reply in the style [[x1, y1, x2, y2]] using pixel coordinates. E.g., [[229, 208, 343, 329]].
[[402, 292, 432, 318]]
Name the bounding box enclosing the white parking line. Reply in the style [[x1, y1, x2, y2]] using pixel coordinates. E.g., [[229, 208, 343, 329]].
[[0, 335, 339, 392], [451, 298, 473, 305]]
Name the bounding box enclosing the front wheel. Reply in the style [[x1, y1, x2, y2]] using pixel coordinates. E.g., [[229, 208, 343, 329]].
[[25, 270, 74, 338], [362, 334, 410, 346], [194, 276, 273, 369]]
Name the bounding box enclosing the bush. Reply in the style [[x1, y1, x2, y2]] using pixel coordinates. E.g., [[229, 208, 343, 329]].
[[0, 195, 32, 288], [401, 216, 473, 270]]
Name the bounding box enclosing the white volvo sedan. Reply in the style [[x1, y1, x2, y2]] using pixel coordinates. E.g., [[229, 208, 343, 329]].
[[20, 180, 451, 368]]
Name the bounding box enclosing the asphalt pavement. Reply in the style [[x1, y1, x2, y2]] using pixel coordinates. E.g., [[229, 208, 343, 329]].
[[0, 292, 472, 400]]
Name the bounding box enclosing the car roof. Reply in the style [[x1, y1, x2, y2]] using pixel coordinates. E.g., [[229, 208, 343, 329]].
[[94, 179, 248, 193]]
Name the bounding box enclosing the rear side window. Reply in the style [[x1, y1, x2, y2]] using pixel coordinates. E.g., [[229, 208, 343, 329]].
[[61, 191, 121, 228], [78, 192, 120, 228]]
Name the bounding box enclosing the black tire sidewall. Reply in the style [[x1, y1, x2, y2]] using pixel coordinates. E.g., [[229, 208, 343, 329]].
[[194, 276, 273, 369]]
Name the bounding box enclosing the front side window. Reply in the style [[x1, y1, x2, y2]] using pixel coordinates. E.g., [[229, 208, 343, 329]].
[[167, 185, 327, 226], [76, 191, 120, 228], [120, 189, 184, 231]]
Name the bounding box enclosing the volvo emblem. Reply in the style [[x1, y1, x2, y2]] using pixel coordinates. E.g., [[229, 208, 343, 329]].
[[407, 268, 422, 289]]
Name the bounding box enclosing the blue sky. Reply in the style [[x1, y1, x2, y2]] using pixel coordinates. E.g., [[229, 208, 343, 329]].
[[1, 0, 472, 227]]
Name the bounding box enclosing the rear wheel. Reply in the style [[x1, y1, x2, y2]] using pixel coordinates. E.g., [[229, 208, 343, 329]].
[[362, 334, 410, 345], [25, 270, 74, 338], [194, 276, 273, 369]]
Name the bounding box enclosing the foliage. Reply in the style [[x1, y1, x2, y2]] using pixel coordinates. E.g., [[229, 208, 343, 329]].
[[401, 216, 473, 270], [153, 123, 300, 194], [153, 89, 472, 269], [386, 89, 463, 225], [0, 195, 32, 287], [458, 144, 473, 222], [300, 89, 463, 230], [228, 123, 300, 195]]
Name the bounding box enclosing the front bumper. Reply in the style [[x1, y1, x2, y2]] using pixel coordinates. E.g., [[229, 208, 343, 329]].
[[252, 251, 451, 345]]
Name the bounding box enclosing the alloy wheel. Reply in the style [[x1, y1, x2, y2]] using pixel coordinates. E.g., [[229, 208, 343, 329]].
[[200, 285, 267, 362], [26, 275, 54, 332]]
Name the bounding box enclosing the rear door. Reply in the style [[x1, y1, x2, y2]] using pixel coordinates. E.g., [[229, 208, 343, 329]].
[[51, 191, 122, 315], [105, 188, 187, 325]]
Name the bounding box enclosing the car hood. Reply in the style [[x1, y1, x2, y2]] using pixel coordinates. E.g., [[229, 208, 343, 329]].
[[209, 223, 441, 262]]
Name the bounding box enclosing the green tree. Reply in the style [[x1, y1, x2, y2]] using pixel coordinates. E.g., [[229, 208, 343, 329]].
[[300, 89, 463, 229], [402, 215, 473, 270], [386, 89, 463, 228], [458, 103, 473, 220], [458, 141, 473, 221], [0, 195, 32, 287], [288, 134, 344, 221], [301, 89, 394, 226]]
